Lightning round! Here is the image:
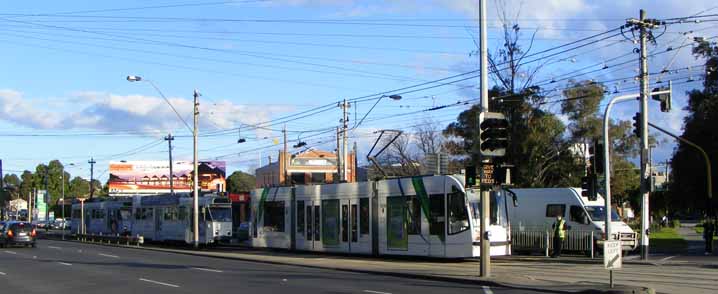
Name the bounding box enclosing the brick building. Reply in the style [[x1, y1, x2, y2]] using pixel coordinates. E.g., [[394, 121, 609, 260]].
[[255, 149, 356, 187]]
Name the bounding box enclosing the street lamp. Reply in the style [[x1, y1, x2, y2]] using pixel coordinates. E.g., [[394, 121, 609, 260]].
[[60, 163, 74, 240], [126, 75, 200, 249], [353, 94, 402, 128]]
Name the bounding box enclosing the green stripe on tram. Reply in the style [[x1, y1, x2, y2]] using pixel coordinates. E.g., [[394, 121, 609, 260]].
[[256, 187, 270, 224], [410, 176, 432, 225]]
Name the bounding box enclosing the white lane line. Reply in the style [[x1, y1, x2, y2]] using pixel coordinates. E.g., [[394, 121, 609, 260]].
[[660, 255, 676, 262], [139, 278, 180, 288], [99, 253, 120, 259], [58, 262, 73, 266], [3, 250, 17, 255], [48, 246, 62, 250], [482, 285, 494, 294], [190, 267, 223, 273], [363, 290, 392, 294], [0, 272, 6, 276]]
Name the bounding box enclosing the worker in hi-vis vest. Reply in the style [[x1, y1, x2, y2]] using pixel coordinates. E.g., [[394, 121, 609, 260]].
[[552, 215, 567, 258]]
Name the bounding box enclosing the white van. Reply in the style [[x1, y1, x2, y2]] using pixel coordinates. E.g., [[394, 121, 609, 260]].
[[508, 188, 637, 251]]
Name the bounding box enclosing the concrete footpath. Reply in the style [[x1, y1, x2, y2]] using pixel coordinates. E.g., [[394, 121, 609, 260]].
[[43, 233, 718, 293]]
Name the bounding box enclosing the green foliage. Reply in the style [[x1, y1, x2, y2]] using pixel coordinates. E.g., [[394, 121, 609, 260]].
[[649, 226, 687, 252], [226, 171, 256, 193], [670, 40, 718, 215]]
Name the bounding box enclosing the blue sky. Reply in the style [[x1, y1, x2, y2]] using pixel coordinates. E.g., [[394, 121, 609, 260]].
[[1, 0, 717, 182]]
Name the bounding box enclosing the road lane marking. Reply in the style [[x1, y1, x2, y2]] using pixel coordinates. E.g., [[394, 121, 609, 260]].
[[191, 267, 223, 273], [3, 250, 17, 255], [482, 286, 494, 294], [58, 262, 73, 266], [99, 253, 120, 259], [48, 246, 62, 249], [139, 278, 180, 288], [0, 272, 6, 276], [363, 290, 391, 294], [660, 255, 676, 262]]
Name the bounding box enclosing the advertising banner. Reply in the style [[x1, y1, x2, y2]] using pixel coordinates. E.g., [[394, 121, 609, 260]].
[[108, 161, 226, 196], [36, 190, 47, 221]]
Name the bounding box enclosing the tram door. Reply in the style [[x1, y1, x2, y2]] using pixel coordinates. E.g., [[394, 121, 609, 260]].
[[340, 198, 353, 252], [303, 200, 321, 250], [154, 207, 163, 241]]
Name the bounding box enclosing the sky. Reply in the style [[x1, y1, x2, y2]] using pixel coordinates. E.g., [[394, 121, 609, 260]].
[[1, 0, 717, 183]]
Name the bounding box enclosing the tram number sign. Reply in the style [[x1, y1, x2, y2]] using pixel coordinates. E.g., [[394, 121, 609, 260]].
[[480, 163, 495, 187], [604, 240, 622, 270]]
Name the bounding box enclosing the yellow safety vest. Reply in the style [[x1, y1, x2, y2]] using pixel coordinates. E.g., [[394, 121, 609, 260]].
[[555, 218, 566, 239]]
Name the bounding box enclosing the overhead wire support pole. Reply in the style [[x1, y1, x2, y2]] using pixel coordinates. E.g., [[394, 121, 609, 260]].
[[192, 89, 200, 249], [165, 133, 175, 195], [627, 9, 661, 261], [479, 0, 491, 278], [88, 158, 96, 199]]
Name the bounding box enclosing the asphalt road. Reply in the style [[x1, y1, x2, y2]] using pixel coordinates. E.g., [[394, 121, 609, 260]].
[[0, 239, 545, 294]]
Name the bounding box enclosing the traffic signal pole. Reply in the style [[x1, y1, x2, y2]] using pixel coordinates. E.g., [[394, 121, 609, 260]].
[[478, 0, 491, 278]]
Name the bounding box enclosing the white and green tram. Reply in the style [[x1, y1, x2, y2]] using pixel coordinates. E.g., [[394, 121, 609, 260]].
[[250, 175, 512, 258]]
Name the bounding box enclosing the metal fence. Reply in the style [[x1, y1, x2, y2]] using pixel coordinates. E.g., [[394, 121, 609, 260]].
[[511, 229, 595, 258]]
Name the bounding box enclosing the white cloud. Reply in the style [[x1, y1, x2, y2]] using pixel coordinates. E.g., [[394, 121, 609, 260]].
[[0, 89, 293, 136]]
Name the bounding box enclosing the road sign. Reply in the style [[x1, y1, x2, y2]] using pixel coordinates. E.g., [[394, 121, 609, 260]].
[[604, 240, 622, 270], [480, 163, 495, 187]]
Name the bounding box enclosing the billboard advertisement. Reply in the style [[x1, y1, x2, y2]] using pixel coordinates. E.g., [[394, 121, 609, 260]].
[[108, 161, 226, 196]]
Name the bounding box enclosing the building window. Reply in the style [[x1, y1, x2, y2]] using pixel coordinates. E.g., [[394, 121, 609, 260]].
[[311, 173, 327, 184], [263, 201, 285, 232]]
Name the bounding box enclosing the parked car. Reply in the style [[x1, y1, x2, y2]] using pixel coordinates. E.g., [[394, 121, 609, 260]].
[[0, 221, 37, 248]]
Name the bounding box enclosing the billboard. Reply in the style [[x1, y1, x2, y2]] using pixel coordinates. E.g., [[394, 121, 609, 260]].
[[108, 161, 226, 196]]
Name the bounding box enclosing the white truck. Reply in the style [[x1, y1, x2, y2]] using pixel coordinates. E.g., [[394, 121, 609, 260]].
[[508, 188, 637, 251]]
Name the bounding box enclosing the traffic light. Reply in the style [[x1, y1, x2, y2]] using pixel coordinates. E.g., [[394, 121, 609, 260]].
[[478, 111, 509, 157], [651, 83, 672, 112], [465, 165, 477, 188], [589, 140, 605, 174], [632, 112, 642, 138], [581, 174, 598, 201]]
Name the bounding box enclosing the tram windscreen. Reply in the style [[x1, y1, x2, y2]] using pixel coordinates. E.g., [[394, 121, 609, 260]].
[[209, 207, 232, 222], [448, 189, 469, 235]]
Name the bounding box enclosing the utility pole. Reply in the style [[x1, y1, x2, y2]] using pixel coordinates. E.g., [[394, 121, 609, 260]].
[[44, 168, 49, 231], [627, 9, 660, 260], [283, 125, 288, 186], [339, 99, 350, 182], [88, 158, 96, 199], [28, 189, 33, 223], [478, 0, 491, 277], [192, 89, 200, 249], [165, 133, 175, 195], [336, 127, 342, 182]]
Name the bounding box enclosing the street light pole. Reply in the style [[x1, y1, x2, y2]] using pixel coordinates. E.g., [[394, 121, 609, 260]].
[[165, 133, 175, 195], [192, 89, 200, 249]]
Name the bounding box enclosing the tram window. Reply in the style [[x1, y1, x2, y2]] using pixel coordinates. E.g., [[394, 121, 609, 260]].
[[164, 207, 178, 221], [322, 200, 339, 246], [314, 205, 320, 241], [178, 207, 187, 221], [143, 208, 154, 220], [407, 196, 421, 235], [448, 189, 469, 235], [134, 208, 142, 220], [351, 204, 358, 242], [263, 201, 285, 232], [490, 193, 499, 225], [545, 204, 565, 218], [341, 204, 348, 242], [306, 205, 313, 240], [429, 194, 445, 237], [359, 198, 369, 235], [297, 201, 305, 234]]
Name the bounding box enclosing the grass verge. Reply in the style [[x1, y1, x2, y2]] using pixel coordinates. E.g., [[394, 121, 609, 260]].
[[650, 227, 687, 253]]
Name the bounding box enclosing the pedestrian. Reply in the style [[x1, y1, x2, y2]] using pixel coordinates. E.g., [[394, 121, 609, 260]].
[[552, 214, 566, 258], [661, 215, 668, 227], [704, 217, 715, 255]]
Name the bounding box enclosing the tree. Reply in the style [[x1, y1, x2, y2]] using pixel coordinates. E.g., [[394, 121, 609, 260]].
[[19, 170, 34, 201], [226, 171, 256, 193], [2, 174, 21, 199], [670, 40, 718, 215], [69, 176, 90, 198]]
